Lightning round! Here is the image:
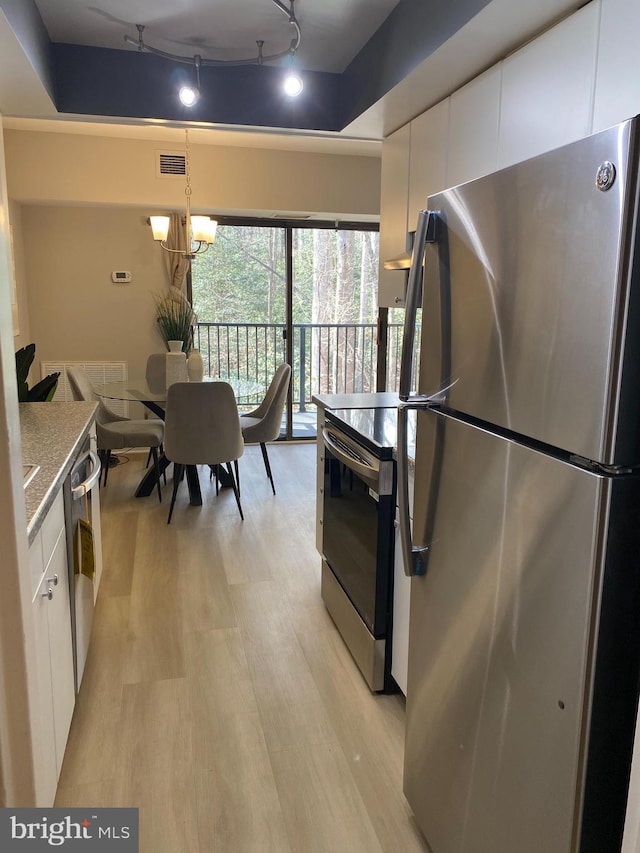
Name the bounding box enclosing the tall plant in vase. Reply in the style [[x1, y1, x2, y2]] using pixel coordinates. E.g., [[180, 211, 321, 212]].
[[153, 291, 197, 355]]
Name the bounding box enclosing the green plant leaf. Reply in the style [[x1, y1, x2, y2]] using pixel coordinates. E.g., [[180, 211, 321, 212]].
[[15, 343, 59, 402], [15, 344, 35, 387], [26, 373, 60, 402], [153, 291, 196, 355]]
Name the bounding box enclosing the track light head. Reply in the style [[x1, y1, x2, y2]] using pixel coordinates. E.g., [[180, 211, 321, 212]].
[[283, 72, 303, 97], [179, 85, 199, 107]]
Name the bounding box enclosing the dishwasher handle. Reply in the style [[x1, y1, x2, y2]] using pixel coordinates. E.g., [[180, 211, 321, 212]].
[[71, 450, 102, 498]]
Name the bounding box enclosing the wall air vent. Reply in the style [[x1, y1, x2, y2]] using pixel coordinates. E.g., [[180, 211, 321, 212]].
[[156, 151, 186, 178]]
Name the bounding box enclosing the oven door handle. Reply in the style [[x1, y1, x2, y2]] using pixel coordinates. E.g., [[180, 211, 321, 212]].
[[71, 450, 102, 498], [321, 426, 379, 490]]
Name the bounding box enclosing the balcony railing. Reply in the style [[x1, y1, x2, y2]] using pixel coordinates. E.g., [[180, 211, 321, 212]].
[[194, 322, 421, 412]]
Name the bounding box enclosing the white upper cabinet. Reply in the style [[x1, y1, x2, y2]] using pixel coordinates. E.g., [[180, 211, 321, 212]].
[[407, 100, 450, 229], [497, 1, 600, 169], [593, 0, 640, 132], [378, 123, 410, 308], [378, 102, 450, 307], [447, 66, 501, 188]]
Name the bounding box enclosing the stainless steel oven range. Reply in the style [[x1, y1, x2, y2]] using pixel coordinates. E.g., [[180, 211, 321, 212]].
[[320, 407, 397, 692]]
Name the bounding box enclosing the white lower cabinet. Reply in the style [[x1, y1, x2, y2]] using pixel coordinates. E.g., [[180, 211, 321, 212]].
[[30, 490, 75, 806], [392, 466, 414, 696], [392, 512, 410, 696]]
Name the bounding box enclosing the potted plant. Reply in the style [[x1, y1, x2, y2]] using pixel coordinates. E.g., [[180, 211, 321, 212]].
[[15, 343, 60, 402], [153, 291, 197, 355]]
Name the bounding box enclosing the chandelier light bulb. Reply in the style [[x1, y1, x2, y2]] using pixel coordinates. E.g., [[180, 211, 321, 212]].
[[179, 85, 199, 107], [283, 73, 303, 97]]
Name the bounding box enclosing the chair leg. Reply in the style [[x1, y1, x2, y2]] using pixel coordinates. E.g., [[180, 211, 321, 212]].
[[103, 450, 112, 486], [151, 446, 162, 503], [145, 447, 152, 469], [225, 462, 244, 520], [167, 463, 183, 524], [260, 442, 276, 495], [234, 459, 240, 496]]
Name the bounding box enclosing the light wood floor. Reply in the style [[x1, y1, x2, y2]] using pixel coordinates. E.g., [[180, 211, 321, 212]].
[[55, 443, 427, 853]]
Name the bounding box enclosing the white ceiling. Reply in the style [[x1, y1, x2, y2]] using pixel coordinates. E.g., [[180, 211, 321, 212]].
[[33, 0, 400, 74]]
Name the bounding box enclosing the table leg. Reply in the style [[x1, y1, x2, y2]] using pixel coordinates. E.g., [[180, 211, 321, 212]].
[[135, 455, 203, 506], [135, 453, 170, 497], [208, 464, 234, 488], [185, 465, 202, 505]]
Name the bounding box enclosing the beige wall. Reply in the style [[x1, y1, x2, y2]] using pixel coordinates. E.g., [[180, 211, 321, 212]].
[[21, 205, 171, 389], [9, 200, 31, 351], [4, 130, 381, 219], [4, 127, 380, 385]]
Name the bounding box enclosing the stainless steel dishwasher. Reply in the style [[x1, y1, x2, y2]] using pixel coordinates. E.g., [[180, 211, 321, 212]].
[[63, 435, 102, 691]]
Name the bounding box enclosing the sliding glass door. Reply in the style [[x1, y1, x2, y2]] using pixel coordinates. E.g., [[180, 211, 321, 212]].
[[190, 218, 379, 439]]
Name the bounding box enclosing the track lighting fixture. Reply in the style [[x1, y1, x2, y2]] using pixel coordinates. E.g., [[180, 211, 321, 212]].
[[125, 0, 303, 106]]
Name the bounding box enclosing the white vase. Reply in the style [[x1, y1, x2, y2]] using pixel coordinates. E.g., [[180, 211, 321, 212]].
[[167, 340, 183, 353], [166, 351, 188, 386], [187, 348, 204, 382]]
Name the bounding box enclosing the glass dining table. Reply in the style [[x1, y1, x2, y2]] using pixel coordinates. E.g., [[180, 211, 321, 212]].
[[94, 376, 263, 504]]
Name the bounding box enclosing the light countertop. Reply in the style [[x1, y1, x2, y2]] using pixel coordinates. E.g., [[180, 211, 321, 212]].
[[20, 401, 97, 544], [312, 392, 399, 410]]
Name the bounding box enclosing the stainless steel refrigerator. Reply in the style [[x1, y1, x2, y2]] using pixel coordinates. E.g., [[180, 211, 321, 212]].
[[397, 116, 640, 853]]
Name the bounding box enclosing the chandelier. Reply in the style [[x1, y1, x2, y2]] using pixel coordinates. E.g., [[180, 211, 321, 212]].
[[125, 0, 303, 106], [149, 129, 217, 260]]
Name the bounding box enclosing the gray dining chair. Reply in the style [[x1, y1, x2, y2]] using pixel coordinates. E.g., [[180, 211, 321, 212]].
[[66, 365, 164, 501], [239, 363, 291, 495], [164, 381, 245, 524], [143, 353, 167, 471]]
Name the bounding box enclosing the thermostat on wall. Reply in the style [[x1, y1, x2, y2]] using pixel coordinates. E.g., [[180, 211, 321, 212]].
[[111, 271, 132, 283]]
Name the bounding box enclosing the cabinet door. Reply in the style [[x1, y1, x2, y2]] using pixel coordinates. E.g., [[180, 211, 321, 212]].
[[407, 100, 450, 228], [593, 0, 640, 132], [32, 566, 58, 806], [30, 520, 75, 805], [392, 466, 413, 696], [392, 511, 410, 695], [316, 410, 325, 555], [497, 2, 599, 169], [45, 529, 75, 772], [378, 123, 410, 308], [448, 66, 501, 188]]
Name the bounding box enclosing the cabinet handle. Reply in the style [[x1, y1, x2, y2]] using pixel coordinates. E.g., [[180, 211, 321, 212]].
[[41, 588, 53, 600], [46, 574, 59, 586]]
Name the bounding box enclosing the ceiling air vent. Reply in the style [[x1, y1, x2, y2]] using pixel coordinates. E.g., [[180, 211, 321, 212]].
[[156, 150, 186, 178]]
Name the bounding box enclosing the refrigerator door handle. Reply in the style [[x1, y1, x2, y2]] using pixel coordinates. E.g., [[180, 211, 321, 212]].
[[398, 209, 438, 577], [398, 401, 430, 576], [399, 209, 436, 402]]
